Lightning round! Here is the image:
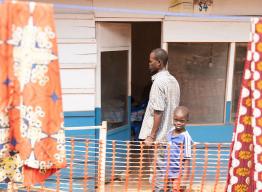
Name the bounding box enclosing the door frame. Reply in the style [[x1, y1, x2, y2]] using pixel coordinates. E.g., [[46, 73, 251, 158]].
[[96, 22, 131, 140]]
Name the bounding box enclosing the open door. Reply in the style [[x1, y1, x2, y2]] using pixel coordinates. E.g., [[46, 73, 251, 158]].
[[97, 22, 131, 140]]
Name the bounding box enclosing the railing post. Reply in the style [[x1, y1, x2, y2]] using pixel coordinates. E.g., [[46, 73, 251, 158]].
[[98, 121, 107, 192]]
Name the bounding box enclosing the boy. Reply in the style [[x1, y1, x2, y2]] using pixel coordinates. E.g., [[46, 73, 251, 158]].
[[165, 106, 193, 191]]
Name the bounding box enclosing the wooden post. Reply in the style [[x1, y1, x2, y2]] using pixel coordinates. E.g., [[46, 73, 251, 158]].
[[98, 121, 107, 192]]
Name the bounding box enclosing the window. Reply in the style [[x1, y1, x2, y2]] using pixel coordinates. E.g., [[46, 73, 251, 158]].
[[231, 43, 248, 122], [168, 43, 229, 124], [101, 51, 128, 129]]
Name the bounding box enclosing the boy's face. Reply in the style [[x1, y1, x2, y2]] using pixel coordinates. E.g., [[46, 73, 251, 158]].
[[173, 112, 188, 130]]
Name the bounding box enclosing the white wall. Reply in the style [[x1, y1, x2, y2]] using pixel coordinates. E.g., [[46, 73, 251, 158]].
[[212, 0, 262, 15], [20, 0, 97, 112], [31, 0, 92, 5], [54, 7, 97, 112], [93, 0, 262, 18], [163, 17, 251, 42], [93, 0, 168, 19], [29, 0, 262, 16]]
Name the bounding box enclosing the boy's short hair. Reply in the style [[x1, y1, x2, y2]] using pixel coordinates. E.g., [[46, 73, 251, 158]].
[[174, 106, 189, 119]]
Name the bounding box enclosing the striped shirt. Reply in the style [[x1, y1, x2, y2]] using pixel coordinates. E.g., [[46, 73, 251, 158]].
[[166, 129, 193, 178], [139, 70, 180, 142]]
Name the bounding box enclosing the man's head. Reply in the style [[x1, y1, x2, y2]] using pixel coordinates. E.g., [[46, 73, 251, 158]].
[[173, 106, 189, 130], [149, 48, 168, 74]]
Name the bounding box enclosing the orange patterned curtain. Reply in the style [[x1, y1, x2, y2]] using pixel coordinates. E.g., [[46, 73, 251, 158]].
[[0, 1, 66, 186], [226, 18, 262, 192]]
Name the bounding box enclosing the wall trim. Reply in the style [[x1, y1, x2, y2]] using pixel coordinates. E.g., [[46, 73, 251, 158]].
[[64, 111, 95, 117]]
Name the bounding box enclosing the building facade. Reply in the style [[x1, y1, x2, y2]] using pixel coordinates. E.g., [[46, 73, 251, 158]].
[[38, 0, 262, 142]]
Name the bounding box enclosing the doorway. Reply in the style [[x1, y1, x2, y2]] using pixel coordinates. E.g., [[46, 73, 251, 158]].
[[130, 22, 161, 140], [97, 22, 161, 140], [131, 22, 161, 104]]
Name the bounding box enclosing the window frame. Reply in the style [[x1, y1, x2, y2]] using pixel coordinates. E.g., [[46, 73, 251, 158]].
[[166, 42, 236, 126], [229, 42, 249, 124]]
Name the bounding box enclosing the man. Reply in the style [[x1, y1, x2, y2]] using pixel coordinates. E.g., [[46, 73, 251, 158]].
[[138, 48, 180, 191], [139, 48, 180, 144]]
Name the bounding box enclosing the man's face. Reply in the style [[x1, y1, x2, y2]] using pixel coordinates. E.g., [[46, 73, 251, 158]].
[[173, 112, 188, 130], [149, 52, 161, 74]]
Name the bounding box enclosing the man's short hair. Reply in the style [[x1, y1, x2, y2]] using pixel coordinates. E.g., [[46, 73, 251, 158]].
[[151, 48, 168, 66]]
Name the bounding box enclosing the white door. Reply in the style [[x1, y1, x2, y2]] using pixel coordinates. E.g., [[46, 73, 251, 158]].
[[97, 22, 131, 134]]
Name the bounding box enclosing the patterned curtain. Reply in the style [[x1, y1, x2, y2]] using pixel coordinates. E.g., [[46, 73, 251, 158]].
[[226, 18, 262, 192], [0, 1, 66, 186]]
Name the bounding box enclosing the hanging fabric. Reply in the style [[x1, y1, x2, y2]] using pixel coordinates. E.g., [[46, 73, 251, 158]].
[[226, 18, 262, 192], [0, 1, 66, 186]]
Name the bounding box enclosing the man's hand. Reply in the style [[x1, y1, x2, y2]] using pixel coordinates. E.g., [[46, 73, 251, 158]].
[[145, 110, 162, 146], [144, 110, 162, 146], [144, 135, 155, 146]]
